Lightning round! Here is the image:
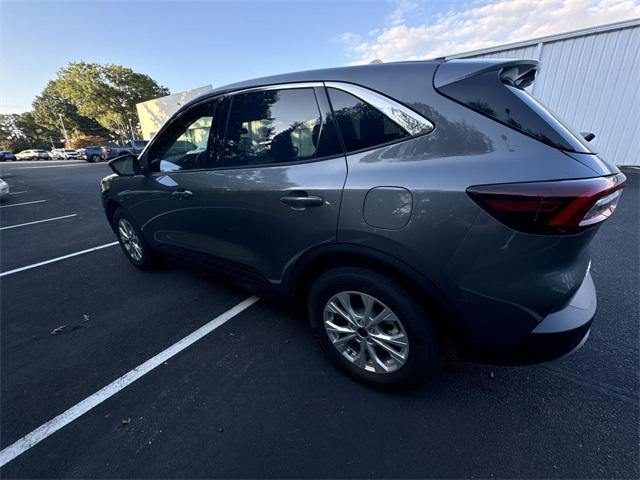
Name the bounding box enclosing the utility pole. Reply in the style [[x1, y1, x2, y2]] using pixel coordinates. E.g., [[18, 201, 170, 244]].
[[128, 118, 136, 142], [49, 136, 55, 149], [58, 114, 70, 147]]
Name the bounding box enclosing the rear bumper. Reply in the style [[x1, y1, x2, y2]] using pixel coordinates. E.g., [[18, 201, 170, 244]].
[[473, 272, 596, 365]]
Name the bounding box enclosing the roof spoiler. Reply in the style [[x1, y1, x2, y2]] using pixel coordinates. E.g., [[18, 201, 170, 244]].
[[434, 59, 539, 90]]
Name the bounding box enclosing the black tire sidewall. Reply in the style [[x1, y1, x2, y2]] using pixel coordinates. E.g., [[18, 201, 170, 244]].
[[308, 267, 441, 390], [112, 209, 153, 268]]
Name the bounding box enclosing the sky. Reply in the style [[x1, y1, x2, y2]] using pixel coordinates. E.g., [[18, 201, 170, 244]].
[[1, 0, 638, 114]]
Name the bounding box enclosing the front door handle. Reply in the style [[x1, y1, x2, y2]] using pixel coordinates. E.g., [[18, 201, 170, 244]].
[[280, 192, 324, 208], [172, 188, 193, 198]]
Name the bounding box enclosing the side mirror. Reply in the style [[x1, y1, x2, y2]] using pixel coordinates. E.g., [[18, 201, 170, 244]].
[[581, 131, 596, 142], [108, 154, 140, 176]]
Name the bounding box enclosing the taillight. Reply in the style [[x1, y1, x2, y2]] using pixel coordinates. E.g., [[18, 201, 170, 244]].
[[467, 173, 626, 235]]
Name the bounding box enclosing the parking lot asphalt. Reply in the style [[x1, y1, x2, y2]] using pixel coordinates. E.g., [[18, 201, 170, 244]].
[[0, 161, 638, 478]]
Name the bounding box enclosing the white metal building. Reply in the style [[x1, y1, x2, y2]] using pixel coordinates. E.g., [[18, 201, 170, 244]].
[[136, 85, 212, 140], [445, 19, 640, 166]]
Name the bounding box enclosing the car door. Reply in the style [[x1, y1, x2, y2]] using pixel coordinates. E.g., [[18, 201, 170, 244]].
[[122, 98, 222, 253], [174, 84, 348, 285]]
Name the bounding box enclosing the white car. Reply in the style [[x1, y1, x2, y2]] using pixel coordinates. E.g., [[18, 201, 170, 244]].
[[63, 149, 78, 159], [50, 148, 66, 160], [0, 178, 9, 199], [51, 148, 78, 160], [16, 149, 50, 161]]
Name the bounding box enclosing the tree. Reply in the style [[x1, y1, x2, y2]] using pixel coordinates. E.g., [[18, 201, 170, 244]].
[[32, 81, 110, 139], [0, 113, 60, 151], [47, 62, 169, 140], [68, 135, 107, 149]]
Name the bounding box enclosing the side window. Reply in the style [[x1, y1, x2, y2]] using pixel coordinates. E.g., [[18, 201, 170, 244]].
[[222, 88, 336, 167], [327, 88, 409, 153], [147, 101, 216, 172]]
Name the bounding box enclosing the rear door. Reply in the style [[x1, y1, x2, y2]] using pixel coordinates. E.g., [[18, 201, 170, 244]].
[[186, 84, 347, 284]]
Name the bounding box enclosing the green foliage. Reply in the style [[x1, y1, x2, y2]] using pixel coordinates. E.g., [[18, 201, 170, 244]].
[[0, 112, 60, 151], [32, 81, 110, 139], [48, 62, 169, 138], [2, 62, 169, 151]]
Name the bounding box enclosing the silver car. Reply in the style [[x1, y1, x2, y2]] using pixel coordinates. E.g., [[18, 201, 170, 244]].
[[101, 59, 625, 389], [0, 177, 9, 199], [16, 149, 50, 161]]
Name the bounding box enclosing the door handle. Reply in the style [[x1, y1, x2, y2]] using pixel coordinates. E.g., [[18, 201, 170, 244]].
[[172, 189, 193, 198], [280, 192, 324, 208]]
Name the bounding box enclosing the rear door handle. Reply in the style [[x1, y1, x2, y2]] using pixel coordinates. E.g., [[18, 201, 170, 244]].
[[172, 189, 193, 198], [280, 192, 324, 208]]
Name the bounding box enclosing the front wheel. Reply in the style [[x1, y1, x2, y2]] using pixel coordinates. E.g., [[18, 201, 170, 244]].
[[308, 267, 442, 390], [112, 209, 156, 269]]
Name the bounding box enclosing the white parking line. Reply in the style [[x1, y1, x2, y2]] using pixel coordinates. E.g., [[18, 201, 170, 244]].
[[15, 164, 100, 169], [0, 295, 260, 467], [0, 199, 46, 209], [0, 214, 77, 231], [8, 191, 27, 195], [0, 241, 118, 277]]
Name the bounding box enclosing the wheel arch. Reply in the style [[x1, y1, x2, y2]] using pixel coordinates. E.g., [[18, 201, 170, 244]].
[[288, 243, 464, 343], [104, 198, 120, 228]]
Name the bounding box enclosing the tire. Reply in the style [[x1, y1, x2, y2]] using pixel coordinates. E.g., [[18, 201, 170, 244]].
[[112, 208, 156, 269], [308, 267, 442, 390], [91, 155, 102, 163]]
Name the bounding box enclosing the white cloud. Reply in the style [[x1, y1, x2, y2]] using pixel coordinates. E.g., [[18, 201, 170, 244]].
[[387, 0, 420, 25], [340, 0, 640, 64]]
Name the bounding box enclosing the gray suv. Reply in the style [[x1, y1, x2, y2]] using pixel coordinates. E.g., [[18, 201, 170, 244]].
[[101, 59, 625, 389]]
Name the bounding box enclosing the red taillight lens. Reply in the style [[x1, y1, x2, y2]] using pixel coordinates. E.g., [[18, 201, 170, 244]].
[[467, 173, 626, 235]]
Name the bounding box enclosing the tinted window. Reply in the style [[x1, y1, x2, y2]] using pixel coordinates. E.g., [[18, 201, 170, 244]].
[[327, 88, 408, 153], [436, 70, 591, 153], [222, 88, 334, 167], [147, 101, 216, 172]]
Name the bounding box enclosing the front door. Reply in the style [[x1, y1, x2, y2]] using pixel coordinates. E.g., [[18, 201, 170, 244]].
[[125, 98, 220, 252], [182, 85, 348, 284]]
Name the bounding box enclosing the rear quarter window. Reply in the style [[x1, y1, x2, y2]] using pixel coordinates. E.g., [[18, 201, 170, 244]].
[[327, 88, 409, 153]]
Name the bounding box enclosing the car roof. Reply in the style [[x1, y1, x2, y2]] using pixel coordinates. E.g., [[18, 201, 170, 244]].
[[182, 60, 441, 110]]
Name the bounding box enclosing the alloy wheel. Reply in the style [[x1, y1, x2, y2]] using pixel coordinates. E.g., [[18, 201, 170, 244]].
[[323, 291, 409, 374], [117, 218, 143, 262]]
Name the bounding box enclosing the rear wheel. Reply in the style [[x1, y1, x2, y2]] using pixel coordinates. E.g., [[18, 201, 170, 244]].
[[308, 267, 442, 390], [113, 209, 156, 269]]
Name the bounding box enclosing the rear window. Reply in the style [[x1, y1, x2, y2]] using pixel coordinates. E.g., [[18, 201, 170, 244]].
[[222, 88, 342, 167], [436, 70, 591, 153], [507, 86, 592, 152]]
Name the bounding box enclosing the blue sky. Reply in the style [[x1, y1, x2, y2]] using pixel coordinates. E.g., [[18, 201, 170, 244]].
[[1, 0, 638, 114]]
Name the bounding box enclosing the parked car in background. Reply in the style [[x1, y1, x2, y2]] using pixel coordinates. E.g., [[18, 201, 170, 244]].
[[0, 151, 17, 161], [77, 146, 104, 162], [51, 148, 79, 160], [102, 59, 625, 389], [102, 140, 148, 160], [16, 149, 50, 160], [50, 148, 66, 160], [0, 177, 9, 198], [63, 149, 78, 159]]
